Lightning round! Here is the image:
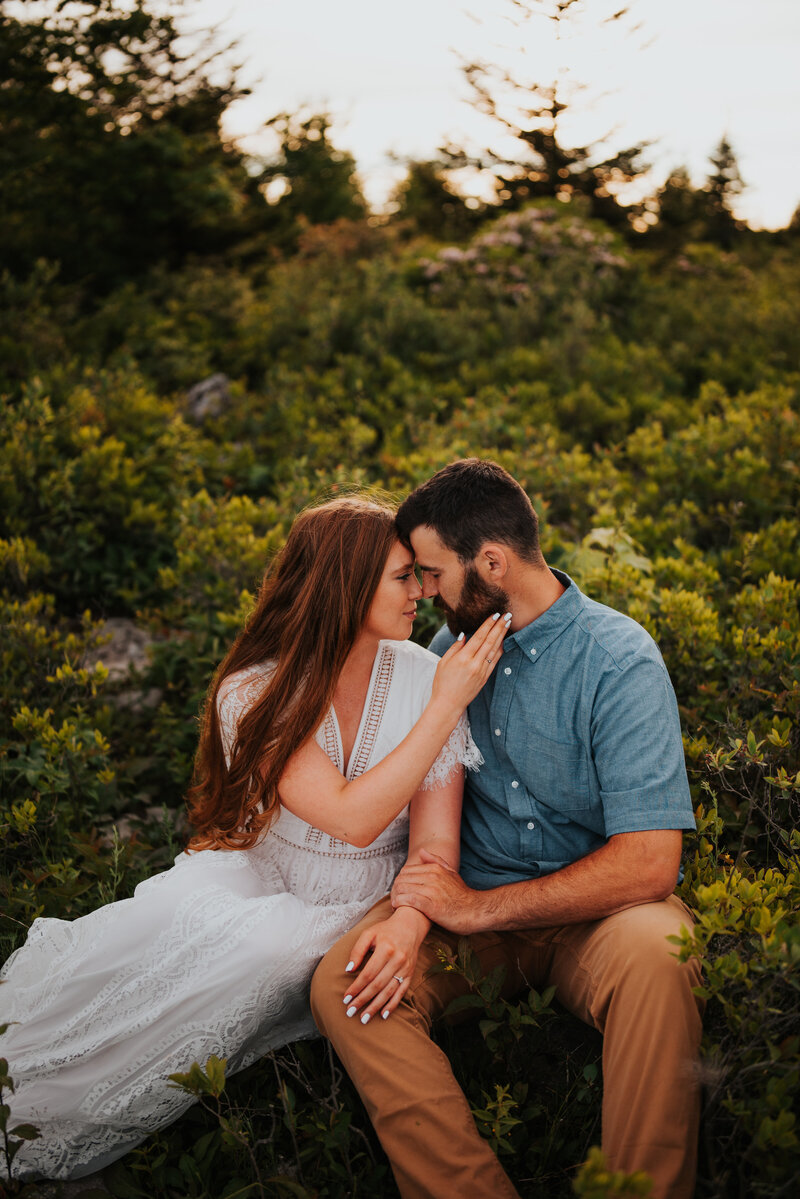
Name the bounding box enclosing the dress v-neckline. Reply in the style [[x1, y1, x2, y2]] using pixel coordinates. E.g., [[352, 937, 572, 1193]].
[[326, 643, 395, 780]]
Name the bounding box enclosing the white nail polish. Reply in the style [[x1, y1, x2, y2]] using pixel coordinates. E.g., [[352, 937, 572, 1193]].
[[361, 1012, 371, 1025], [382, 1010, 390, 1020], [346, 1005, 357, 1017], [504, 612, 512, 622], [457, 631, 465, 641], [343, 995, 352, 1004], [492, 612, 500, 620], [345, 961, 355, 972]]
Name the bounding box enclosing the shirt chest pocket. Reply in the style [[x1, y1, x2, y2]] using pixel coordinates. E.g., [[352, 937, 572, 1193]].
[[516, 731, 591, 812]]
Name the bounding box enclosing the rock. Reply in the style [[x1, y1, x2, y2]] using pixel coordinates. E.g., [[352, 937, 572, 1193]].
[[113, 686, 163, 712], [98, 803, 188, 847], [83, 618, 162, 710], [185, 372, 231, 422], [84, 618, 151, 681]]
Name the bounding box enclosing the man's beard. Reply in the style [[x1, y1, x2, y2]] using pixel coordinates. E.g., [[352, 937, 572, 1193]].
[[435, 564, 509, 637]]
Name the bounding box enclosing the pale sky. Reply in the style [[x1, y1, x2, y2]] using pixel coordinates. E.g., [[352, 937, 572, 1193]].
[[189, 1, 800, 228]]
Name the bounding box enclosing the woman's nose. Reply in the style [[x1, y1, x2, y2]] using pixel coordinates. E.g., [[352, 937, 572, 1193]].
[[409, 576, 423, 599]]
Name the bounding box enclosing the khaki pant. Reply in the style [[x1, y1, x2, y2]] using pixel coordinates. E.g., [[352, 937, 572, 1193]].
[[310, 893, 703, 1199]]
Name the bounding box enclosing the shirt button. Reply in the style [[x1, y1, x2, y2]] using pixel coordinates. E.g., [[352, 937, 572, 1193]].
[[494, 728, 501, 736], [526, 821, 535, 830], [530, 648, 537, 656], [511, 780, 519, 789], [504, 666, 512, 675]]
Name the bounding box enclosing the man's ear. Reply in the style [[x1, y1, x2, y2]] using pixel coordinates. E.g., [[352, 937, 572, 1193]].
[[475, 543, 510, 582]]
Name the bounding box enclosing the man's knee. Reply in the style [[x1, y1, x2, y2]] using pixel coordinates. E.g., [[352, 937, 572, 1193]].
[[609, 898, 703, 1014], [311, 896, 395, 1036]]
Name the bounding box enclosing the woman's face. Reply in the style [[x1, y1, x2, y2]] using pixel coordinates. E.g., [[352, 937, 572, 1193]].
[[361, 540, 423, 642]]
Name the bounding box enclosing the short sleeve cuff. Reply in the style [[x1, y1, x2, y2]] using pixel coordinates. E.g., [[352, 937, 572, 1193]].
[[601, 788, 697, 837]]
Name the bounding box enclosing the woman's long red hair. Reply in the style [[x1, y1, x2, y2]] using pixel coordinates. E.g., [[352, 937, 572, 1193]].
[[186, 496, 398, 851]]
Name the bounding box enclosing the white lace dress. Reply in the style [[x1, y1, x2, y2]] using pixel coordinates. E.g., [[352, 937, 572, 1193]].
[[1, 638, 482, 1181]]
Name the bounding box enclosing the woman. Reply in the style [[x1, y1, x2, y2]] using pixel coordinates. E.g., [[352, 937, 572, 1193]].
[[1, 496, 509, 1180]]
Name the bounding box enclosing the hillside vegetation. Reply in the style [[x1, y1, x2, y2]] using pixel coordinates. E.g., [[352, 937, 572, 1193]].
[[2, 195, 800, 1197]]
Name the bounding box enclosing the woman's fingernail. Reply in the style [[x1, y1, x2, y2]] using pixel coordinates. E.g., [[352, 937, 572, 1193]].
[[343, 994, 353, 1004], [360, 1012, 371, 1025], [382, 1010, 390, 1020], [457, 632, 465, 642], [345, 961, 354, 972], [504, 612, 512, 622], [346, 1005, 357, 1018], [492, 612, 500, 620]]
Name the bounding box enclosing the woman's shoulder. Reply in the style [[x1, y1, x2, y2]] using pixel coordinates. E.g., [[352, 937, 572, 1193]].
[[216, 661, 276, 716]]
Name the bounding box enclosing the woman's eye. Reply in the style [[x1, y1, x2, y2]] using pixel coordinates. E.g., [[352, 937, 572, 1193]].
[[397, 573, 411, 581]]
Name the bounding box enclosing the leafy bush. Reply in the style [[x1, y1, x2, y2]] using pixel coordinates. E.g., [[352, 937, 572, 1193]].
[[0, 377, 212, 612], [2, 198, 800, 1197]]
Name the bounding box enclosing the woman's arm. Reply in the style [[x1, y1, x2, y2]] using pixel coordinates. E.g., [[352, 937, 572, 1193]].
[[277, 614, 505, 846], [338, 769, 464, 1023], [376, 765, 463, 954]]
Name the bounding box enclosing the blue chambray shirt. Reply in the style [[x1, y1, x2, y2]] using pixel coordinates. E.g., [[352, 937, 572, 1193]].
[[429, 570, 695, 890]]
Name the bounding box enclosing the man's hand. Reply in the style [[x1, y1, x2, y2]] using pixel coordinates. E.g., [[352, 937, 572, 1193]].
[[391, 848, 487, 933]]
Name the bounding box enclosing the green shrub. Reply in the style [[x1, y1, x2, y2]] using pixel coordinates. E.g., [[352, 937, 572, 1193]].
[[3, 196, 800, 1198]]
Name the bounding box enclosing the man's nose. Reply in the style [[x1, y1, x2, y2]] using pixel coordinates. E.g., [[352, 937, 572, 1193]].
[[422, 579, 438, 600]]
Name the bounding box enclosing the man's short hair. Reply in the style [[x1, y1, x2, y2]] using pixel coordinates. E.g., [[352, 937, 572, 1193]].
[[396, 459, 542, 564]]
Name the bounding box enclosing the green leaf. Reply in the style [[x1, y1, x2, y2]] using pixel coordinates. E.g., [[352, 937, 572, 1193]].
[[263, 1180, 312, 1198], [192, 1127, 220, 1163], [442, 993, 486, 1017], [220, 1178, 256, 1199], [204, 1053, 227, 1096], [9, 1122, 41, 1140]]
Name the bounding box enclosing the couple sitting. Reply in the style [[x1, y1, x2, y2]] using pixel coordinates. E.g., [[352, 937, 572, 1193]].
[[2, 459, 702, 1198]]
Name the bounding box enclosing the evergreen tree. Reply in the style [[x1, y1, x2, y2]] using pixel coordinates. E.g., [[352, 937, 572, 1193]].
[[0, 0, 260, 292], [389, 160, 483, 241], [702, 136, 746, 248], [646, 166, 707, 247], [259, 113, 367, 250], [444, 0, 651, 231]]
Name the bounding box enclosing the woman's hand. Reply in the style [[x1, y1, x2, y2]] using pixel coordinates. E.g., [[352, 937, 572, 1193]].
[[430, 611, 511, 715], [341, 907, 430, 1024]]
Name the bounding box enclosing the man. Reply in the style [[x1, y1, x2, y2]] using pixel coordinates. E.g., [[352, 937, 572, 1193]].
[[311, 459, 702, 1199]]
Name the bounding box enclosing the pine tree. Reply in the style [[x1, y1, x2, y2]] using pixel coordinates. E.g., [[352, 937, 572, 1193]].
[[0, 0, 259, 291], [443, 0, 651, 231], [647, 166, 707, 247], [259, 113, 367, 250], [703, 136, 746, 248], [389, 161, 483, 241]]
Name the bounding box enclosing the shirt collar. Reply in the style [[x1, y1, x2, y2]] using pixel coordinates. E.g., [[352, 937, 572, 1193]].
[[505, 569, 583, 660]]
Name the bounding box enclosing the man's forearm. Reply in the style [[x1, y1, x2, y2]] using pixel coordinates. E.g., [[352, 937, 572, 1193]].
[[391, 831, 684, 934], [468, 831, 683, 931]]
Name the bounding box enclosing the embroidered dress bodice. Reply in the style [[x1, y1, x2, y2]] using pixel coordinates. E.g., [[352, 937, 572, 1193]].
[[1, 638, 481, 1182], [217, 642, 480, 878]]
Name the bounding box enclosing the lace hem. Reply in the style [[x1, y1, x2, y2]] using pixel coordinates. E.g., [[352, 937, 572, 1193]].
[[419, 713, 484, 791]]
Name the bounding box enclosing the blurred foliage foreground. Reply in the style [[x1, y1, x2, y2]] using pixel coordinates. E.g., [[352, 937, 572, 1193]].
[[1, 198, 800, 1199]]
